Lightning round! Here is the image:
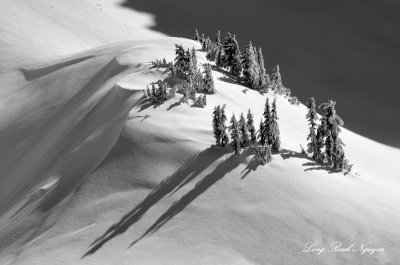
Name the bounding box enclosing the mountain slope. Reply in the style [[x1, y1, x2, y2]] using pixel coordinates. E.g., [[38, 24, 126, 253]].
[[0, 0, 164, 73], [1, 37, 400, 265]]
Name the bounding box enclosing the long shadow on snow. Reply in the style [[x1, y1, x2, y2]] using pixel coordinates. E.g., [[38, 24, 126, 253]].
[[280, 149, 342, 174], [83, 145, 232, 257], [128, 149, 250, 248]]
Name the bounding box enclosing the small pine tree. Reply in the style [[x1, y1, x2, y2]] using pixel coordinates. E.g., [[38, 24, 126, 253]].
[[258, 118, 265, 146], [306, 97, 321, 160], [212, 105, 221, 145], [191, 47, 198, 71], [270, 65, 288, 95], [238, 112, 250, 148], [203, 64, 216, 94], [261, 98, 273, 146], [229, 114, 241, 155], [219, 105, 229, 146], [194, 29, 200, 41], [255, 145, 272, 165], [246, 109, 257, 147], [215, 30, 221, 44], [270, 98, 281, 152], [202, 94, 207, 107]]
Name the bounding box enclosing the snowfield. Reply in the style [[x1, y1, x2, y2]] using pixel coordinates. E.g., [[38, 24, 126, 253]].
[[1, 1, 400, 265]]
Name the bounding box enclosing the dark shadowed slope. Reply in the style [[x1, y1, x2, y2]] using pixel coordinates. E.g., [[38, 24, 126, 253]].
[[121, 0, 400, 148]]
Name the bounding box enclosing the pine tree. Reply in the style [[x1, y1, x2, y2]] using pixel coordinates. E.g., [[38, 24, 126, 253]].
[[191, 47, 198, 71], [319, 100, 345, 169], [229, 114, 241, 155], [242, 42, 259, 89], [255, 145, 272, 165], [306, 97, 321, 160], [258, 118, 265, 146], [219, 105, 229, 146], [246, 109, 257, 147], [215, 30, 221, 44], [194, 29, 200, 41], [230, 35, 242, 76], [203, 64, 216, 94], [270, 98, 281, 152], [270, 65, 286, 94], [202, 37, 211, 51], [252, 46, 261, 87], [212, 105, 222, 145], [238, 112, 250, 148], [174, 45, 191, 78], [216, 46, 225, 68], [257, 48, 268, 90], [261, 98, 273, 146], [202, 94, 207, 107]]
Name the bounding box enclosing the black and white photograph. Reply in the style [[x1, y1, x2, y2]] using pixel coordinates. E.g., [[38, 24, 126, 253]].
[[0, 0, 399, 264]]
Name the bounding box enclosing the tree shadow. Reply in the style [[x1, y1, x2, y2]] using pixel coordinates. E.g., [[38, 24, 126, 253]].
[[167, 100, 181, 111], [128, 149, 250, 248], [280, 149, 342, 174], [82, 145, 231, 258], [129, 114, 151, 122], [241, 156, 260, 180], [303, 161, 341, 174], [280, 148, 311, 161], [218, 76, 242, 86]]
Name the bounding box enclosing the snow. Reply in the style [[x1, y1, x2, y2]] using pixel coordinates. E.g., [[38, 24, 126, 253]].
[[1, 1, 400, 265]]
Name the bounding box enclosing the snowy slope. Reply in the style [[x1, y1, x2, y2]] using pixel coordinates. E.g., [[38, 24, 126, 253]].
[[1, 0, 400, 264], [0, 0, 164, 73], [1, 37, 400, 265]]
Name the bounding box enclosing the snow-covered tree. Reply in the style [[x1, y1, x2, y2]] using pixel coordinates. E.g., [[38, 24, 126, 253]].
[[202, 94, 207, 107], [257, 48, 268, 90], [174, 45, 191, 78], [229, 114, 241, 155], [239, 112, 250, 148], [200, 33, 205, 44], [219, 106, 229, 146], [242, 42, 259, 89], [194, 29, 200, 41], [270, 65, 289, 95], [319, 100, 346, 170], [191, 47, 198, 71], [270, 98, 281, 152], [230, 35, 242, 76], [212, 105, 222, 145], [215, 30, 221, 44], [246, 109, 257, 147], [255, 145, 272, 165], [258, 118, 265, 146], [212, 105, 229, 146], [261, 98, 272, 146], [203, 64, 216, 94], [306, 97, 321, 160]]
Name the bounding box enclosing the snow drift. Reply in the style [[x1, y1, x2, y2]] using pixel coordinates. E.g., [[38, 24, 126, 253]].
[[1, 1, 400, 264]]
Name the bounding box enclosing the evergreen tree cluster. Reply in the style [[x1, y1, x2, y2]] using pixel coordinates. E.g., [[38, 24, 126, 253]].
[[212, 105, 229, 147], [172, 44, 216, 96], [194, 94, 207, 108], [211, 98, 281, 164], [259, 98, 281, 152], [306, 98, 352, 172], [145, 80, 169, 104], [150, 58, 172, 71], [194, 29, 300, 104]]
